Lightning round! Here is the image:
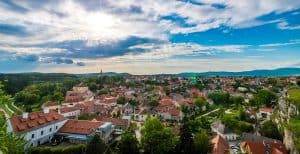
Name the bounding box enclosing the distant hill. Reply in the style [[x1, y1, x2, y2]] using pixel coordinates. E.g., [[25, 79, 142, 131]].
[[75, 72, 131, 77], [178, 67, 300, 77]]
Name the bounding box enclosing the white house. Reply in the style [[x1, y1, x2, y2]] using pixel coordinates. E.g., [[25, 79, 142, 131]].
[[59, 106, 81, 118], [7, 108, 67, 147], [257, 107, 273, 119]]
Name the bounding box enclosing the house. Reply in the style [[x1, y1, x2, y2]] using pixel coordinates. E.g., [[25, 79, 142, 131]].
[[240, 140, 287, 154], [211, 135, 230, 154], [134, 108, 149, 121], [74, 101, 95, 114], [99, 96, 117, 107], [7, 108, 67, 147], [65, 86, 94, 103], [155, 98, 182, 121], [58, 119, 114, 143], [42, 101, 60, 110], [257, 107, 273, 119], [123, 103, 134, 115], [211, 120, 238, 141], [59, 106, 81, 118], [96, 117, 129, 134]]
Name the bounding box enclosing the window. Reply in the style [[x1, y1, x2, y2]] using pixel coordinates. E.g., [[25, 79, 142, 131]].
[[31, 134, 35, 139], [49, 128, 52, 132], [41, 131, 44, 135], [56, 126, 58, 130]]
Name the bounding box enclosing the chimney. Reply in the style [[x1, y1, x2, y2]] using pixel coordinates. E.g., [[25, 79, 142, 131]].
[[22, 112, 29, 119], [43, 107, 50, 114]]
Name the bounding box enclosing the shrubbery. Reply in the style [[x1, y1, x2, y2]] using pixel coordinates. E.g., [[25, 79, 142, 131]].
[[29, 144, 86, 154]]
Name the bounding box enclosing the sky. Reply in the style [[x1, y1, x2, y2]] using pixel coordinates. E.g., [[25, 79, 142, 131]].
[[0, 0, 300, 74]]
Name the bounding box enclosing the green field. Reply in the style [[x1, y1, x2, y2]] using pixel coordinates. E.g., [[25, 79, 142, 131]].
[[289, 118, 300, 151], [288, 87, 300, 108]]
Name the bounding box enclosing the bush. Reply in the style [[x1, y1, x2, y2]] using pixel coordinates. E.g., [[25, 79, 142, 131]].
[[29, 144, 86, 154]]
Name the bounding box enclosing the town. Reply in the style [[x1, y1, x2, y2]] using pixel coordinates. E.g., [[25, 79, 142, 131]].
[[0, 73, 300, 154]]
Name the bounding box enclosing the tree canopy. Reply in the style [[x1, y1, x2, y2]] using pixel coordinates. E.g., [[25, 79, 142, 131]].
[[260, 120, 282, 141], [117, 131, 139, 154], [141, 117, 178, 154], [250, 89, 278, 107], [86, 134, 107, 154]]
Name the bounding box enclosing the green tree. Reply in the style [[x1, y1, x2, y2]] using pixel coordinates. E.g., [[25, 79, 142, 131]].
[[208, 91, 230, 105], [250, 90, 278, 107], [147, 95, 159, 107], [129, 99, 139, 107], [117, 96, 127, 105], [260, 120, 282, 141], [194, 97, 207, 109], [86, 134, 106, 154], [176, 122, 195, 154], [141, 117, 178, 154], [52, 91, 64, 103], [230, 96, 244, 105], [118, 131, 139, 154], [194, 130, 211, 154], [0, 115, 26, 153]]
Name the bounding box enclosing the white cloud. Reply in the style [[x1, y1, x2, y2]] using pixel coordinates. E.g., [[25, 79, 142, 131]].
[[122, 43, 248, 60], [1, 0, 299, 47], [0, 0, 299, 74], [278, 21, 300, 30], [259, 39, 300, 47]]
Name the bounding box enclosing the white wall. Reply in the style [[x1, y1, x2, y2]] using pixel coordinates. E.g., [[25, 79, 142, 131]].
[[62, 110, 80, 118], [23, 119, 67, 147]]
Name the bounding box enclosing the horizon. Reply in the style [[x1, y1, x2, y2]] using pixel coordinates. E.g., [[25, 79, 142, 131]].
[[1, 67, 300, 76], [1, 1, 300, 74]]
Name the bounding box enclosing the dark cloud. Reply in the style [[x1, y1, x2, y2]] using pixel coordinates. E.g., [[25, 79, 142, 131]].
[[0, 0, 28, 13], [42, 57, 74, 64], [16, 54, 39, 62], [37, 36, 164, 59], [76, 62, 85, 66], [0, 23, 29, 37]]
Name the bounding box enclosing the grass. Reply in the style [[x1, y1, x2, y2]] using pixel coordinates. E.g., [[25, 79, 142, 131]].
[[288, 87, 300, 108], [288, 118, 300, 151]]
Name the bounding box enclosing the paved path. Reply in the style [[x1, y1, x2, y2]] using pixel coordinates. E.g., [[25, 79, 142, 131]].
[[5, 104, 14, 114], [12, 102, 22, 112], [199, 108, 220, 117], [0, 108, 9, 119], [135, 122, 142, 141]]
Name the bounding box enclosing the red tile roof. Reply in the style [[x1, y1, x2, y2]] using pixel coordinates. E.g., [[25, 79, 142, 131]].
[[9, 111, 65, 133], [60, 106, 80, 113], [156, 98, 181, 117], [159, 98, 174, 106], [211, 135, 230, 154], [96, 117, 128, 127], [259, 107, 273, 113], [58, 120, 103, 135], [241, 140, 287, 154]]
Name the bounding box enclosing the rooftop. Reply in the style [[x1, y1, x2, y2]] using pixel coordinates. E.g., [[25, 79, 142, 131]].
[[9, 111, 65, 133], [58, 119, 103, 135]]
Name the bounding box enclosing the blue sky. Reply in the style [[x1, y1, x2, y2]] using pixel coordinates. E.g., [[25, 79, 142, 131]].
[[0, 0, 300, 74]]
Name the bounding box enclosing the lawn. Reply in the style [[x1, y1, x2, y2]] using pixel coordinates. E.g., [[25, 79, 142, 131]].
[[288, 87, 300, 108], [288, 118, 300, 151]]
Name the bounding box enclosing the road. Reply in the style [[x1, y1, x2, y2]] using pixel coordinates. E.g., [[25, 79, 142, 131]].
[[199, 108, 220, 117], [0, 108, 9, 119]]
